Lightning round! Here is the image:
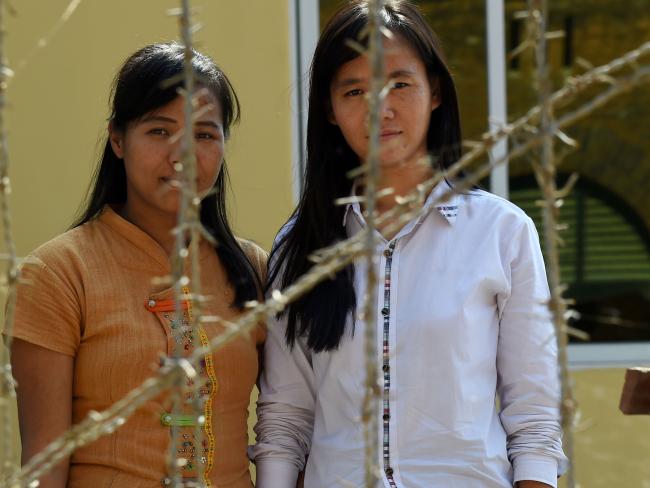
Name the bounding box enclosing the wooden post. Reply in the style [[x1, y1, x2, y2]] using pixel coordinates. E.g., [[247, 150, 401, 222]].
[[619, 368, 650, 415]]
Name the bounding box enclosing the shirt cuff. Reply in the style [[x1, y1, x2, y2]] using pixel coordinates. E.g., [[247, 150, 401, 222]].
[[512, 453, 559, 487], [255, 458, 300, 488]]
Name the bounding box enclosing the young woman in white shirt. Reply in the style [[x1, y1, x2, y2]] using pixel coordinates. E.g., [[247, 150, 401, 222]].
[[252, 1, 567, 487]]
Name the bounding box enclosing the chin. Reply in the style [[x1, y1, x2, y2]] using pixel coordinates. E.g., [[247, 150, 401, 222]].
[[157, 199, 182, 217], [378, 157, 408, 169]]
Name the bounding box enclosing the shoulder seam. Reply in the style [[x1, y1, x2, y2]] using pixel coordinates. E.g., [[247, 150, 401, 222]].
[[465, 189, 529, 217]]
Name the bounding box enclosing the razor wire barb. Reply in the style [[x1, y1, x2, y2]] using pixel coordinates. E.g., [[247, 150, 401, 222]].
[[1, 3, 650, 487]]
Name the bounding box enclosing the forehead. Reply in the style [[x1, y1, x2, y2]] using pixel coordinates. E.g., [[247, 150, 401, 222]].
[[193, 86, 221, 107], [332, 34, 426, 83], [150, 89, 223, 121]]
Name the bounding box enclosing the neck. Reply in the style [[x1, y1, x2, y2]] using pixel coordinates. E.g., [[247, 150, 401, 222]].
[[374, 158, 433, 215], [119, 202, 178, 256], [357, 156, 433, 240]]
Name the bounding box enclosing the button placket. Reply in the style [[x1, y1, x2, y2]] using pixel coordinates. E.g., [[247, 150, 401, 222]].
[[380, 240, 398, 488]]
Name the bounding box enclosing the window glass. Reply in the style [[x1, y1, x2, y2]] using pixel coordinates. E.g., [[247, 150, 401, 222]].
[[505, 1, 650, 343]]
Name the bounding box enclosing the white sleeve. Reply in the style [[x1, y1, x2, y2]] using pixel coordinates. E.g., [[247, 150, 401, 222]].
[[496, 217, 569, 487], [250, 311, 316, 488]]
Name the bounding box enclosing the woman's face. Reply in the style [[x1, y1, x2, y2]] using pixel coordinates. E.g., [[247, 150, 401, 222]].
[[109, 90, 224, 219], [329, 34, 440, 170]]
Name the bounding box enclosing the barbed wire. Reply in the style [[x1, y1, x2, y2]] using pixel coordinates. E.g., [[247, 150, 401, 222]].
[[165, 0, 207, 485], [0, 0, 20, 483], [12, 0, 83, 80], [360, 1, 384, 486], [1, 2, 649, 486], [527, 1, 576, 485], [5, 36, 649, 486]]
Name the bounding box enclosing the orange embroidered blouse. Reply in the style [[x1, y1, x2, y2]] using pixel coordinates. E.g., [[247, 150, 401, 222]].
[[7, 206, 267, 487]]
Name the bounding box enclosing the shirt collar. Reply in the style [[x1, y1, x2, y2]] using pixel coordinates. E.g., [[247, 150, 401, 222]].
[[342, 179, 461, 227], [424, 179, 461, 225], [99, 205, 214, 272]]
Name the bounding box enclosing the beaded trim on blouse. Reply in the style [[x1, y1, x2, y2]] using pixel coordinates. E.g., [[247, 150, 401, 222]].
[[145, 288, 217, 486]]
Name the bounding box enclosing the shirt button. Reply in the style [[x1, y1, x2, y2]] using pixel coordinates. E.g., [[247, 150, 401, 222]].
[[148, 299, 156, 308], [383, 413, 390, 420], [160, 477, 172, 486], [385, 467, 394, 476], [381, 307, 389, 316], [382, 364, 389, 372], [383, 248, 393, 257]]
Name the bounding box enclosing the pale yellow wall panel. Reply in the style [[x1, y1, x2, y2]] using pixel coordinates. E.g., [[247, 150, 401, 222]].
[[559, 369, 650, 487], [5, 0, 294, 256], [197, 1, 296, 251]]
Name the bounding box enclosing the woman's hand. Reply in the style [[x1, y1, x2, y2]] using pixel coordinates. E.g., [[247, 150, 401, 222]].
[[517, 481, 553, 488], [12, 338, 73, 488]]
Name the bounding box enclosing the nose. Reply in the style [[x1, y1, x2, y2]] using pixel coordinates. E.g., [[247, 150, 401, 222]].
[[168, 136, 183, 167], [380, 98, 395, 120], [365, 99, 395, 127]]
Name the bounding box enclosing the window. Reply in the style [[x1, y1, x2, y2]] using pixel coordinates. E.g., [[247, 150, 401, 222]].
[[511, 175, 650, 344], [505, 0, 650, 362]]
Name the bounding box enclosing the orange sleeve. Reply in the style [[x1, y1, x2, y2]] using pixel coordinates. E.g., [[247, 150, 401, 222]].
[[5, 254, 82, 357], [250, 243, 269, 288], [237, 238, 269, 292]]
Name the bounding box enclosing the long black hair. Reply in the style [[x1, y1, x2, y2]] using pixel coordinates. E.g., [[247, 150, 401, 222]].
[[74, 42, 261, 307], [268, 0, 463, 351]]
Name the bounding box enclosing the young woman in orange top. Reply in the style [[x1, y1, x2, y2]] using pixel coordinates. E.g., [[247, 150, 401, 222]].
[[7, 42, 265, 488]]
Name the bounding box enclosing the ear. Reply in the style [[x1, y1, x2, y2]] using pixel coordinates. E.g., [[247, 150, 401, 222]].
[[430, 78, 442, 112], [327, 101, 338, 126], [108, 121, 125, 159], [431, 93, 441, 112]]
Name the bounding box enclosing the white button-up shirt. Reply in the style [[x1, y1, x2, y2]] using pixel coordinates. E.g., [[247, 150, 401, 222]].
[[252, 183, 567, 488]]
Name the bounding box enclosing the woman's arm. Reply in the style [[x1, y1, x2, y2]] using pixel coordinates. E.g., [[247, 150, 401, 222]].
[[518, 481, 553, 488], [250, 315, 315, 488], [496, 217, 568, 487], [12, 338, 73, 488]]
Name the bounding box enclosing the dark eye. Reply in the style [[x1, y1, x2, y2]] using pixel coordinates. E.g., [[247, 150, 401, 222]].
[[196, 130, 222, 141], [392, 81, 409, 89], [344, 88, 364, 97], [148, 128, 169, 136]]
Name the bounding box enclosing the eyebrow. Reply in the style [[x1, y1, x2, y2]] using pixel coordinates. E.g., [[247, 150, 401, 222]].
[[195, 120, 221, 130], [336, 77, 364, 88], [335, 69, 418, 88], [141, 115, 220, 129], [141, 115, 177, 124], [388, 69, 418, 79]]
